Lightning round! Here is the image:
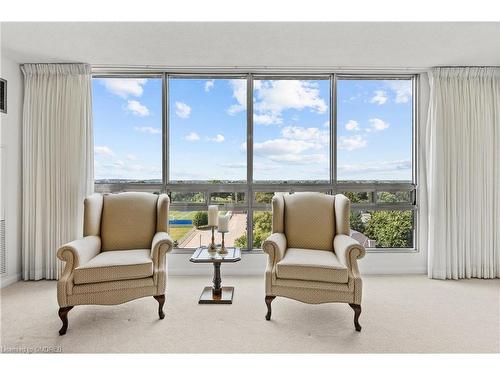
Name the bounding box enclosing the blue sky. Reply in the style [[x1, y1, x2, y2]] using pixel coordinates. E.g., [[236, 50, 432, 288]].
[[93, 77, 412, 182], [93, 78, 162, 180], [337, 79, 413, 181]]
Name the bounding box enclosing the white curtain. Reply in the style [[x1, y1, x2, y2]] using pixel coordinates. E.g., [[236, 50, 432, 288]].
[[422, 67, 500, 279], [21, 64, 93, 280]]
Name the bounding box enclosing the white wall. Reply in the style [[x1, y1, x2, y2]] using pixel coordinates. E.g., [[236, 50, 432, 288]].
[[0, 53, 23, 287]]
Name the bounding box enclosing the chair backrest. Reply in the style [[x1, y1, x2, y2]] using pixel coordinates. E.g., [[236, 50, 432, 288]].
[[272, 192, 350, 251], [83, 192, 169, 251]]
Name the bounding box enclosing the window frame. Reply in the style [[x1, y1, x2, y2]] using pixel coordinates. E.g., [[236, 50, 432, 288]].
[[93, 72, 419, 253]]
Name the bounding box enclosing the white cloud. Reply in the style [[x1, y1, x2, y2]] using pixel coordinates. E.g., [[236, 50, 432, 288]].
[[254, 80, 327, 115], [268, 153, 327, 164], [252, 137, 327, 165], [370, 90, 388, 105], [253, 163, 280, 171], [227, 104, 245, 116], [345, 120, 360, 131], [100, 78, 147, 99], [338, 135, 367, 151], [323, 120, 330, 128], [205, 79, 215, 92], [94, 146, 115, 157], [387, 80, 412, 103], [338, 160, 411, 174], [219, 162, 246, 169], [207, 134, 225, 143], [244, 125, 329, 166], [252, 138, 322, 156], [253, 113, 282, 125], [281, 126, 328, 144], [369, 118, 390, 131], [343, 92, 363, 103], [227, 79, 327, 122], [133, 126, 160, 134], [175, 101, 191, 118], [184, 132, 200, 141], [126, 154, 137, 161], [226, 80, 247, 115], [127, 100, 150, 117], [95, 161, 162, 180]]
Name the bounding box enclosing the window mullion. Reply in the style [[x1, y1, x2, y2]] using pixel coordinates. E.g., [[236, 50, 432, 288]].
[[331, 73, 337, 187], [163, 73, 169, 191], [247, 73, 254, 250]]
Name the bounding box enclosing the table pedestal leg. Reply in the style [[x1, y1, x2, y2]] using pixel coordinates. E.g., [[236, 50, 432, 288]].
[[198, 262, 234, 304], [213, 262, 222, 295]]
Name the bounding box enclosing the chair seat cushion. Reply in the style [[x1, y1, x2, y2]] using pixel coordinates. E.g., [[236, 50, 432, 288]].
[[74, 249, 153, 285], [276, 248, 349, 284]]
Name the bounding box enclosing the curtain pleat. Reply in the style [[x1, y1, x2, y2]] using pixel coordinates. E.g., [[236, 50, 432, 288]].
[[21, 64, 94, 280], [422, 67, 500, 279]]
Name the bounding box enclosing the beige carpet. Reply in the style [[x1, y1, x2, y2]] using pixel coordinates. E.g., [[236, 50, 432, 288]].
[[1, 275, 499, 353]]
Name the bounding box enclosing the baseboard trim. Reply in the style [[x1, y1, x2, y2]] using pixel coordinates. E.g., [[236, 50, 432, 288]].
[[167, 252, 427, 276], [1, 256, 427, 281], [361, 267, 427, 275], [1, 273, 21, 288]]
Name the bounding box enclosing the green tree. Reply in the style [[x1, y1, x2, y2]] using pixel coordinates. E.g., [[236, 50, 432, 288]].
[[364, 210, 413, 248], [192, 211, 208, 228], [377, 191, 410, 203], [234, 233, 248, 249], [234, 211, 272, 249], [255, 192, 274, 204], [170, 192, 204, 203], [350, 211, 365, 233], [342, 192, 369, 204]]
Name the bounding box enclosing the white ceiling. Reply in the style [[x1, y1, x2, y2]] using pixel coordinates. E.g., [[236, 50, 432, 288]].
[[1, 22, 499, 68]]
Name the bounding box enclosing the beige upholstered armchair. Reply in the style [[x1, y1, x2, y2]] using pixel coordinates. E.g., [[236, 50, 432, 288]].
[[262, 192, 366, 331], [56, 192, 173, 335]]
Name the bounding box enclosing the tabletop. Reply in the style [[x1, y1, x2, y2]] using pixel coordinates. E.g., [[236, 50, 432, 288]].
[[189, 247, 242, 263]]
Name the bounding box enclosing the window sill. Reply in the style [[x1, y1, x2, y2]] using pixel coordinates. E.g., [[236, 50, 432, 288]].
[[171, 248, 416, 254]]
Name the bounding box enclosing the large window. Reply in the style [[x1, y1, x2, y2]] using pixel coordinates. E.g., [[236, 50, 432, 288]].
[[94, 73, 417, 251], [93, 77, 163, 183], [252, 78, 330, 182], [336, 78, 413, 182], [336, 78, 415, 250], [169, 78, 247, 183]]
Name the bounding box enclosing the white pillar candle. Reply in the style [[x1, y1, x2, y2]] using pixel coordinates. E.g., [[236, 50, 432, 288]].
[[218, 214, 229, 232], [208, 205, 218, 226]]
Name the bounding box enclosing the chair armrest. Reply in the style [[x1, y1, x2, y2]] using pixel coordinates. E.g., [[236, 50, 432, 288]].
[[333, 234, 366, 272], [262, 233, 287, 265], [151, 232, 174, 265], [57, 236, 101, 271]]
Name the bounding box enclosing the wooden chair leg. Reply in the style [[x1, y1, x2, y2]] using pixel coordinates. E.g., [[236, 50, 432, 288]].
[[265, 296, 276, 321], [154, 295, 166, 319], [58, 306, 73, 335], [349, 303, 362, 332]]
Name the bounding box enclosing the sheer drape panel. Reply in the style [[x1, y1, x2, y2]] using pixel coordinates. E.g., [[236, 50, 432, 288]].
[[22, 64, 93, 280], [422, 67, 500, 279]]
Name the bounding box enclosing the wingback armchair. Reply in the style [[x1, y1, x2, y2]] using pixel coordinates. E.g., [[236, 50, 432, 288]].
[[56, 192, 173, 335], [262, 192, 366, 331]]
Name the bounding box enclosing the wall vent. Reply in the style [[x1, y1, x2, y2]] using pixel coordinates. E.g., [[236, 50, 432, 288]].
[[0, 220, 6, 275], [0, 78, 6, 114]]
